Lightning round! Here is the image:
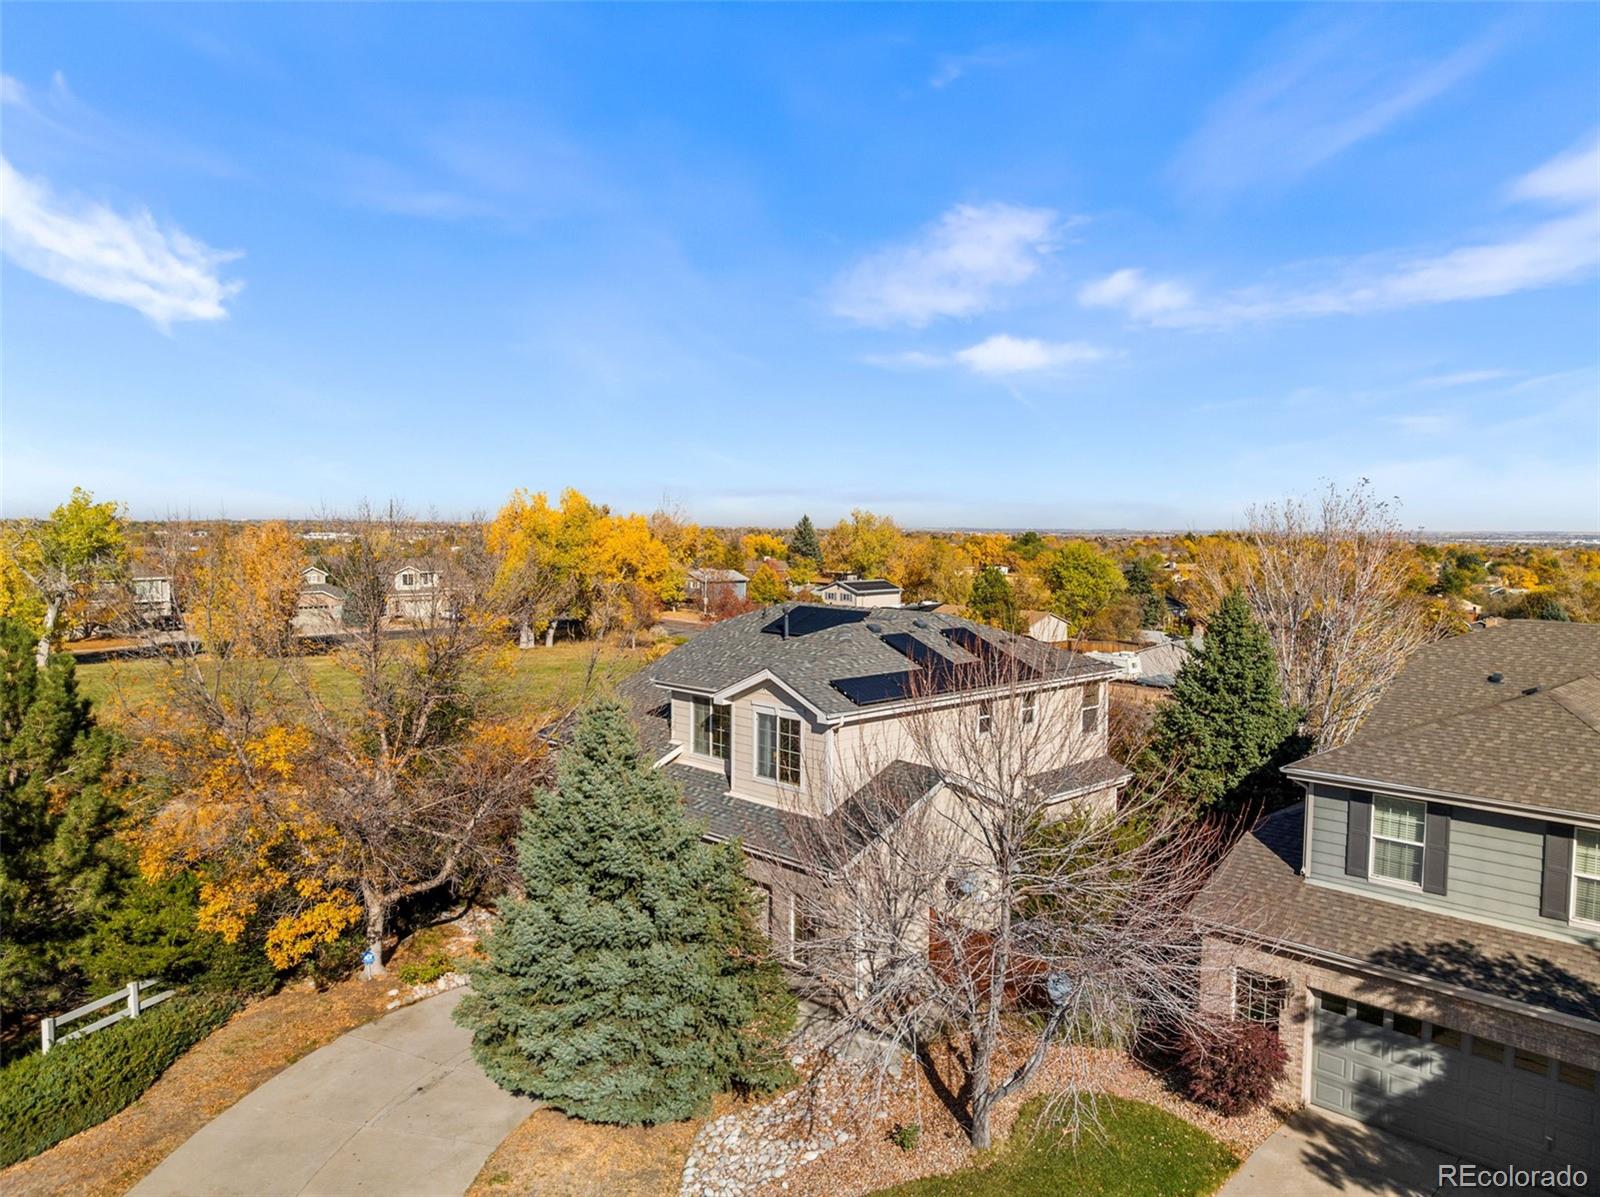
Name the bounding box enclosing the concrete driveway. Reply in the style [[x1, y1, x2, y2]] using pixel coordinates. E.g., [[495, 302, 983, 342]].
[[1219, 1109, 1557, 1197], [130, 989, 534, 1197]]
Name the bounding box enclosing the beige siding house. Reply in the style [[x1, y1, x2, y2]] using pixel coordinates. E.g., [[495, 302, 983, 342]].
[[818, 577, 902, 608], [623, 602, 1125, 967]]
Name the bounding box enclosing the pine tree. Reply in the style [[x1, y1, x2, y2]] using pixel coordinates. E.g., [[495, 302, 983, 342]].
[[967, 566, 1018, 632], [456, 700, 795, 1124], [1147, 592, 1306, 811], [788, 515, 821, 566], [0, 619, 125, 1018]]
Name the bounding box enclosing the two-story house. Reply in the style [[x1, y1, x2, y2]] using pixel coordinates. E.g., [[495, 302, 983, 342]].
[[294, 565, 348, 635], [385, 560, 453, 623], [622, 601, 1125, 963], [685, 568, 748, 612], [1193, 622, 1599, 1182]]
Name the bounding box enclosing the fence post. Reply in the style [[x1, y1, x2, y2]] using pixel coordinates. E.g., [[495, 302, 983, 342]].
[[127, 980, 142, 1019], [41, 1016, 56, 1054]]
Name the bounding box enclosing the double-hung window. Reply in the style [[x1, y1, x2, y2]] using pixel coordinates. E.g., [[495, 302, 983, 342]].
[[756, 709, 801, 784], [1081, 685, 1102, 735], [977, 702, 993, 735], [691, 697, 730, 761], [1371, 795, 1426, 887], [1022, 692, 1037, 725], [1574, 827, 1600, 926]]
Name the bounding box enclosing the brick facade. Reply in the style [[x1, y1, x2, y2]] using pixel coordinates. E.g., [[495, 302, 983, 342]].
[[1200, 935, 1600, 1105]]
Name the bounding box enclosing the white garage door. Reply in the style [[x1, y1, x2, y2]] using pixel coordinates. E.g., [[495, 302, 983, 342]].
[[1310, 992, 1598, 1184]]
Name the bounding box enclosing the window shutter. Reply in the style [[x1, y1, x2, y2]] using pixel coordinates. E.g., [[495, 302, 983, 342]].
[[1422, 805, 1451, 895], [1345, 791, 1371, 878], [1540, 823, 1574, 921]]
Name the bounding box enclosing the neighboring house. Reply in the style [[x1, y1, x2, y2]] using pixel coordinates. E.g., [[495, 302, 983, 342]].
[[385, 560, 453, 623], [1085, 634, 1193, 701], [301, 565, 332, 587], [1021, 610, 1072, 644], [621, 602, 1125, 965], [1192, 622, 1600, 1184], [130, 572, 177, 623], [818, 577, 902, 609], [686, 568, 749, 612]]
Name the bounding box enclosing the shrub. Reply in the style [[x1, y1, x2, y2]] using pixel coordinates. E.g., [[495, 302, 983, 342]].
[[396, 928, 455, 986], [0, 991, 240, 1166], [1178, 1020, 1286, 1116], [889, 1122, 922, 1152]]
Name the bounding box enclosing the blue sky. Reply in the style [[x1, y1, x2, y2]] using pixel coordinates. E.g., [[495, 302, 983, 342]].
[[3, 4, 1597, 531]]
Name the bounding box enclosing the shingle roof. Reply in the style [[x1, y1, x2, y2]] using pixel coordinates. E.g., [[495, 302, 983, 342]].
[[1029, 755, 1133, 798], [648, 602, 1113, 717], [1286, 622, 1600, 820], [299, 584, 348, 600], [826, 578, 902, 595], [688, 568, 748, 583], [1193, 806, 1600, 1025]]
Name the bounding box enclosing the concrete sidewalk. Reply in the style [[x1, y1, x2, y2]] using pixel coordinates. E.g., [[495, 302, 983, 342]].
[[1219, 1109, 1558, 1197], [130, 989, 534, 1197]]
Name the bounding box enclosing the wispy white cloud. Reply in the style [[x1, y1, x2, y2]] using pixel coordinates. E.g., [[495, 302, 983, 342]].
[[0, 74, 28, 107], [0, 155, 242, 327], [1082, 132, 1600, 329], [1174, 19, 1502, 199], [1411, 369, 1514, 390], [830, 202, 1062, 328], [1078, 269, 1193, 320], [863, 334, 1107, 377], [929, 47, 1020, 90]]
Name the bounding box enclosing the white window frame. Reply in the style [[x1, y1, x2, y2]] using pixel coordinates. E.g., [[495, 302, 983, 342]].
[[1022, 691, 1037, 726], [754, 706, 801, 785], [1080, 684, 1102, 735], [977, 702, 993, 736], [691, 696, 731, 762], [1369, 794, 1426, 890], [1573, 827, 1600, 929]]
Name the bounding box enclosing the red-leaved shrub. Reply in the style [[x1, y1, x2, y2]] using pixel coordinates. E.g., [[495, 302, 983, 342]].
[[1179, 1020, 1287, 1116]]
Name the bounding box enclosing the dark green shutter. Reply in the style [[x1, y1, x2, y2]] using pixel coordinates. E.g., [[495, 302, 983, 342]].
[[1422, 805, 1451, 895], [1345, 791, 1371, 877], [1540, 824, 1574, 921]]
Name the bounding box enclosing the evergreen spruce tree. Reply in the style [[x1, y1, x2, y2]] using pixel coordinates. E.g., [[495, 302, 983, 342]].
[[456, 700, 795, 1124], [0, 619, 125, 1019], [787, 515, 822, 566], [967, 566, 1019, 632], [1147, 592, 1306, 812]]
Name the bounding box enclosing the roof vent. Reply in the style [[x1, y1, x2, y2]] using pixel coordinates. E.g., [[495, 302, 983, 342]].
[[1487, 672, 1504, 684], [1523, 685, 1542, 696], [912, 618, 930, 629], [865, 622, 884, 634]]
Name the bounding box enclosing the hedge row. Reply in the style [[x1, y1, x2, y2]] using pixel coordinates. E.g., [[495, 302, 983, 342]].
[[0, 991, 240, 1167]]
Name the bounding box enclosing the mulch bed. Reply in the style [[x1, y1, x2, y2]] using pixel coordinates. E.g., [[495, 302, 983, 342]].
[[761, 1039, 1291, 1197]]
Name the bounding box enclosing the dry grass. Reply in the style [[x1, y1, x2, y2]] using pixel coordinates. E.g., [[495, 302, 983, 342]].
[[468, 1096, 743, 1197], [0, 932, 470, 1197]]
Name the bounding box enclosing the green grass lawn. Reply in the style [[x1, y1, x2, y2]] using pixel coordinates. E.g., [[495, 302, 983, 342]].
[[872, 1095, 1239, 1197], [73, 641, 645, 722]]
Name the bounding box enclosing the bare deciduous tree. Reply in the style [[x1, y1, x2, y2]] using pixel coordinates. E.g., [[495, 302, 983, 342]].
[[1198, 480, 1439, 748], [791, 649, 1246, 1150]]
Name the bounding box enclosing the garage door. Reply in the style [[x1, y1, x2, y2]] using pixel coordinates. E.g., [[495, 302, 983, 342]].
[[1311, 992, 1599, 1182]]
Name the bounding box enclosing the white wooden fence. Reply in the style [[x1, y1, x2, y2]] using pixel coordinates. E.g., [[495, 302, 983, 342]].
[[40, 979, 175, 1054]]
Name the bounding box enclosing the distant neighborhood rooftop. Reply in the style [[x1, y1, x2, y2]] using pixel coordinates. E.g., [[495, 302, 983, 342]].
[[824, 578, 901, 595]]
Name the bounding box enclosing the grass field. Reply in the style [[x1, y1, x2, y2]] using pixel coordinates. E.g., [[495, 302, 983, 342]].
[[871, 1095, 1239, 1197], [72, 641, 646, 723]]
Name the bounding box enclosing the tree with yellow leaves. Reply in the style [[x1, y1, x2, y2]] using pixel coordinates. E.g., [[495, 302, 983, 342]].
[[3, 488, 127, 665], [739, 532, 788, 563], [184, 522, 304, 657], [823, 509, 904, 579]]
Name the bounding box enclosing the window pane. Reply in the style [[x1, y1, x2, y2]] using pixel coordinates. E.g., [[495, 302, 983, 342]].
[[693, 697, 711, 756], [1373, 796, 1425, 842], [1430, 1025, 1461, 1050], [1575, 877, 1600, 924], [1575, 829, 1600, 875], [1320, 993, 1350, 1016], [710, 705, 730, 761], [1373, 839, 1423, 885], [1355, 1003, 1384, 1027], [756, 713, 776, 778], [1558, 1061, 1596, 1091], [1514, 1049, 1549, 1075], [1081, 705, 1099, 734], [1471, 1036, 1505, 1063], [1393, 1014, 1423, 1039], [778, 717, 800, 785]]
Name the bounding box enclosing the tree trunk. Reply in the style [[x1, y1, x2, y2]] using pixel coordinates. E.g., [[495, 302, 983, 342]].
[[970, 1087, 995, 1150], [545, 622, 555, 647], [35, 599, 61, 668], [365, 896, 387, 976]]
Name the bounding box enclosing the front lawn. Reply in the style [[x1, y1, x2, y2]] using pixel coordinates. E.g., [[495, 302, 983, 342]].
[[871, 1095, 1239, 1197]]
